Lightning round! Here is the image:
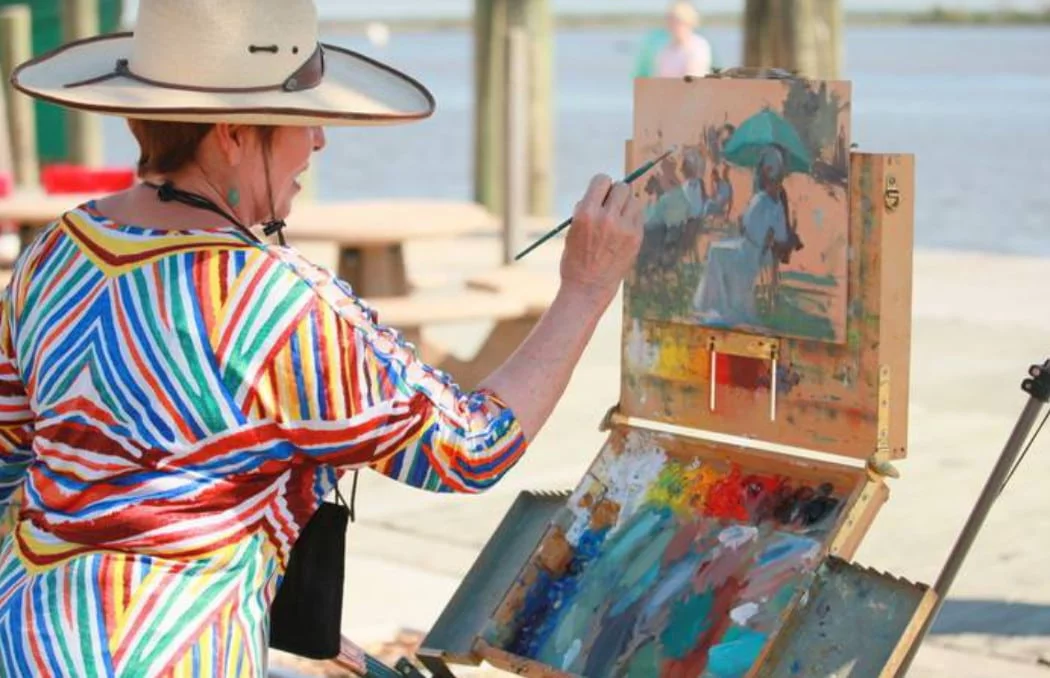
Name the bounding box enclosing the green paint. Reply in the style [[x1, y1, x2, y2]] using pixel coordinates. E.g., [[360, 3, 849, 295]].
[[628, 262, 705, 320], [605, 507, 670, 569], [649, 466, 688, 502], [770, 579, 802, 609], [762, 287, 836, 341], [625, 639, 661, 678], [628, 261, 840, 342], [661, 589, 714, 659], [615, 526, 678, 609], [778, 271, 838, 287]]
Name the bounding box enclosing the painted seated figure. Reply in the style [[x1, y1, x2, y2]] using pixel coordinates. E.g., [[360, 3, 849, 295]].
[[692, 146, 793, 325]]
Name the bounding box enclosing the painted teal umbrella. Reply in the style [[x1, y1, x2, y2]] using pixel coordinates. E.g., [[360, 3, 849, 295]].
[[723, 108, 812, 173]]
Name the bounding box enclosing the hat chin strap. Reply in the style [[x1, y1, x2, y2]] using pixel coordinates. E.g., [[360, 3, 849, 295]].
[[261, 145, 288, 245]]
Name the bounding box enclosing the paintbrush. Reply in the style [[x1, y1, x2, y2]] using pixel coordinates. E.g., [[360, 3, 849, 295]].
[[513, 147, 676, 261]]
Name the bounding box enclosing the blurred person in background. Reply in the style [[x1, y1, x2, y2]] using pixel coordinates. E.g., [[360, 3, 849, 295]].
[[634, 1, 717, 79]]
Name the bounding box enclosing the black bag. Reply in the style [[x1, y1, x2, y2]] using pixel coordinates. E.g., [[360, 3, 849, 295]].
[[269, 472, 356, 660]]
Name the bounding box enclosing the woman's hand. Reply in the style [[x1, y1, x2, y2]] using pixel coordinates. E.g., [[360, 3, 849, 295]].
[[559, 174, 645, 308]]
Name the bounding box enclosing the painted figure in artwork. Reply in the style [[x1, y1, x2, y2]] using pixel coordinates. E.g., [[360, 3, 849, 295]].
[[692, 145, 794, 324], [704, 164, 734, 219]]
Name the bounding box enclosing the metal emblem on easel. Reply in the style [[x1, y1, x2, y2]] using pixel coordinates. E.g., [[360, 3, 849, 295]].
[[884, 175, 901, 211]]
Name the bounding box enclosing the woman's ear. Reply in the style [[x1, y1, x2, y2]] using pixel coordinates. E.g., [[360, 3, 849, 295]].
[[212, 124, 252, 167]]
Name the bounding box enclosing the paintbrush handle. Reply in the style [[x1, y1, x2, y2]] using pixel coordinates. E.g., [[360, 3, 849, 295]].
[[513, 149, 673, 261], [514, 215, 573, 261]]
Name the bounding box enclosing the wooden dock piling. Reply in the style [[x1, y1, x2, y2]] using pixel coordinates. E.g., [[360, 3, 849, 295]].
[[63, 0, 104, 167], [0, 4, 39, 187], [474, 0, 553, 233]]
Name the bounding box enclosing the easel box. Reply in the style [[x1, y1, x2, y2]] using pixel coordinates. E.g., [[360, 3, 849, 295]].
[[423, 70, 916, 676]]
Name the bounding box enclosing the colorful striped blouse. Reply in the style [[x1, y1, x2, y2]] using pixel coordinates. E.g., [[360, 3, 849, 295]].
[[0, 205, 526, 677]]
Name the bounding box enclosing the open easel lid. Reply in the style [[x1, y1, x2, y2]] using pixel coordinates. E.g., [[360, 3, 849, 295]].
[[621, 77, 914, 462]]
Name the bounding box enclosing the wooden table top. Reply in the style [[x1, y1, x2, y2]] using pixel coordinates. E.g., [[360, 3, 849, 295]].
[[0, 192, 501, 245]]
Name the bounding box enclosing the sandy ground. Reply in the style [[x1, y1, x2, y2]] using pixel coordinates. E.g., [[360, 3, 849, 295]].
[[286, 235, 1050, 677]]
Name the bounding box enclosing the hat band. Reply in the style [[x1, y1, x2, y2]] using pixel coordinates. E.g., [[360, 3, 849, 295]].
[[63, 43, 326, 94]]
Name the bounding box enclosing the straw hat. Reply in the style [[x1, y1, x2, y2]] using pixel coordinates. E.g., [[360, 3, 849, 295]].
[[10, 0, 435, 126]]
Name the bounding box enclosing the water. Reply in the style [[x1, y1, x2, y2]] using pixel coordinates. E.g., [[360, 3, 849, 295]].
[[101, 25, 1050, 255], [121, 0, 1050, 21]]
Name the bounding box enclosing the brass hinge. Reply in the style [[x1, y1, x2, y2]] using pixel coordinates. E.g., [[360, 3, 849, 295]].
[[867, 364, 900, 480], [707, 333, 779, 360], [829, 478, 887, 559]]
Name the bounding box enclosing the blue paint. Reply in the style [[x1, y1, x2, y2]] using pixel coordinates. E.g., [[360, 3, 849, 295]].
[[507, 525, 610, 658], [604, 505, 669, 564], [640, 552, 707, 625], [757, 534, 818, 566], [706, 627, 768, 678]]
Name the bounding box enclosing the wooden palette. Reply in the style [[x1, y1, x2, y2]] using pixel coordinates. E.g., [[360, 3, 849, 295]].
[[474, 427, 884, 677]]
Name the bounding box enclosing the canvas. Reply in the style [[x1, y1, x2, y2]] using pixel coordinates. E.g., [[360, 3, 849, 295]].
[[622, 153, 914, 460], [480, 429, 869, 678], [629, 77, 851, 343]]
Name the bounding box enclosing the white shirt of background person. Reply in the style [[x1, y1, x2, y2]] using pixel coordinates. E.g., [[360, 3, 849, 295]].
[[657, 1, 713, 78]]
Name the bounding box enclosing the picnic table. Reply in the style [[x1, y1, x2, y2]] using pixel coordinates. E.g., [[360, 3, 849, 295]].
[[0, 192, 500, 296], [0, 191, 557, 388]]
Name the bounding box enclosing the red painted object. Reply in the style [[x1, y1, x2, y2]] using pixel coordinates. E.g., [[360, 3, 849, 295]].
[[0, 172, 15, 243], [40, 165, 135, 194]]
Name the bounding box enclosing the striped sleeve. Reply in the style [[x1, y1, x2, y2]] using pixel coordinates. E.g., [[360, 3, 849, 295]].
[[255, 253, 528, 494], [0, 287, 34, 533]]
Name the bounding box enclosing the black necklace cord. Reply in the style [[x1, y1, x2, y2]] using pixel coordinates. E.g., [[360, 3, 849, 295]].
[[142, 180, 264, 245]]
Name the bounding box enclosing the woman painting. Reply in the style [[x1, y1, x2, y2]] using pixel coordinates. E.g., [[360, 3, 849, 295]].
[[691, 146, 790, 325], [0, 1, 644, 675]]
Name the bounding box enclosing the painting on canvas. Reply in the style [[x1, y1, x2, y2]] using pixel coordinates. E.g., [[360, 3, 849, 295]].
[[483, 429, 857, 677], [629, 77, 851, 343]]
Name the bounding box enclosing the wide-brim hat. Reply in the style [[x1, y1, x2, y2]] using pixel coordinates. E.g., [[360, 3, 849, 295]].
[[11, 0, 435, 126]]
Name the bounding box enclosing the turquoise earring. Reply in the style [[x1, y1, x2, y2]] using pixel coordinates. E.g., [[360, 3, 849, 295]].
[[227, 187, 240, 207]]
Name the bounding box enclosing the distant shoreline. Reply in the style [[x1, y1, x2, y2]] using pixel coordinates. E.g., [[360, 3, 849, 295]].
[[319, 10, 1050, 33]]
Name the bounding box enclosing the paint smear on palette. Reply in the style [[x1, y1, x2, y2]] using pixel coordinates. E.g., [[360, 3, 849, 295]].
[[505, 435, 845, 678], [565, 433, 667, 544]]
